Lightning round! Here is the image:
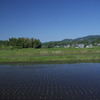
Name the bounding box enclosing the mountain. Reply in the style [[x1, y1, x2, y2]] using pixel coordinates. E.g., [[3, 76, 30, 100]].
[[42, 35, 100, 47], [62, 35, 100, 43], [71, 35, 100, 42]]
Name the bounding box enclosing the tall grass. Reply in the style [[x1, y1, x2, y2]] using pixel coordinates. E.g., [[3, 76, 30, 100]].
[[0, 47, 100, 63]]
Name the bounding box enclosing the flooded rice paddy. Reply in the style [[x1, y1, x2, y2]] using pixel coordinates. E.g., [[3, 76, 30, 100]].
[[0, 63, 100, 100]]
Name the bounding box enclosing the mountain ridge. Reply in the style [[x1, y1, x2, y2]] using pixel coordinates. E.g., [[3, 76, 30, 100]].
[[62, 35, 100, 42], [43, 35, 100, 47]]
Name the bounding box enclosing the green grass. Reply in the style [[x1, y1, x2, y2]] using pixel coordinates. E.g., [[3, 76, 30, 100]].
[[0, 47, 100, 63]]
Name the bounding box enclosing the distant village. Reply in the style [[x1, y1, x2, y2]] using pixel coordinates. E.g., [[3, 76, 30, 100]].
[[42, 35, 100, 48], [55, 43, 100, 48], [42, 42, 100, 48]]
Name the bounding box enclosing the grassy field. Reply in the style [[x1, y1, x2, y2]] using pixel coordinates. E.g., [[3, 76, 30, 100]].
[[0, 47, 100, 64]]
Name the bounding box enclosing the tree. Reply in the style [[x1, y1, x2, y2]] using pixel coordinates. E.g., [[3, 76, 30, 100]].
[[34, 39, 42, 48], [2, 37, 42, 49]]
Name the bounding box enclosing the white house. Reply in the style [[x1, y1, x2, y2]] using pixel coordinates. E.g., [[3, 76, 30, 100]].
[[76, 44, 85, 48], [86, 44, 93, 48]]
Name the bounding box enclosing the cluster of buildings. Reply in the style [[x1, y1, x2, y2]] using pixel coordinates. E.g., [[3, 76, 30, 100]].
[[42, 43, 100, 48], [55, 44, 93, 48]]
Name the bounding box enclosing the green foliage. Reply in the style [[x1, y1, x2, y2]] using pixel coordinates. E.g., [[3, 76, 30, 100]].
[[0, 47, 100, 63], [0, 37, 42, 49], [34, 39, 42, 48]]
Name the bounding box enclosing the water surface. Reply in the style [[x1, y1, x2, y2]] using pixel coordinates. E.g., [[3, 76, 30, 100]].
[[0, 63, 100, 100]]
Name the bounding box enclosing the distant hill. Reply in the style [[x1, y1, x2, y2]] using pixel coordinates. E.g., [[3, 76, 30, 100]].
[[42, 35, 100, 47], [71, 35, 100, 41], [62, 35, 100, 42]]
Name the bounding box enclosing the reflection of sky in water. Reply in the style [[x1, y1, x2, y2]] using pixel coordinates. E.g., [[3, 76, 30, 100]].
[[0, 63, 100, 100]]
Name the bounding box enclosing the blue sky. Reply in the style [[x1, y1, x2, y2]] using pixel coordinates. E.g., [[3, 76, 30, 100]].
[[0, 0, 100, 42]]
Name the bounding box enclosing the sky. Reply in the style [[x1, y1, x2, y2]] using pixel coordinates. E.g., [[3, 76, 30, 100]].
[[0, 0, 100, 42]]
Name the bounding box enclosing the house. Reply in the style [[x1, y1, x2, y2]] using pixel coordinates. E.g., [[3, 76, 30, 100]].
[[97, 43, 100, 46], [64, 45, 70, 48], [86, 44, 93, 48], [76, 44, 85, 48]]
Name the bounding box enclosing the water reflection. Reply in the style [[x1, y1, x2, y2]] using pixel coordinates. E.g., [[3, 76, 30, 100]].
[[0, 63, 100, 100], [0, 59, 100, 65]]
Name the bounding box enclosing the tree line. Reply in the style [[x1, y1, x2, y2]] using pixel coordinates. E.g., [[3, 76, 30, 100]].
[[1, 37, 42, 48]]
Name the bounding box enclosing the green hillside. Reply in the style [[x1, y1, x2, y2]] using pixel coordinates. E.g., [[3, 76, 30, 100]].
[[42, 35, 100, 48]]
